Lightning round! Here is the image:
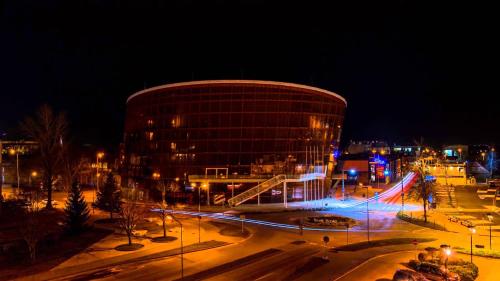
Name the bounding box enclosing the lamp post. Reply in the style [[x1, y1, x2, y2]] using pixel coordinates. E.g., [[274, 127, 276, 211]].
[[345, 223, 349, 245], [197, 215, 201, 243], [168, 213, 183, 280], [28, 171, 37, 187], [481, 152, 486, 162], [490, 148, 495, 178], [469, 227, 476, 263], [487, 214, 494, 250], [202, 183, 209, 206], [458, 148, 462, 162], [366, 183, 370, 243], [444, 247, 451, 274], [342, 169, 356, 200], [401, 171, 405, 214], [95, 152, 104, 205], [9, 148, 20, 192]]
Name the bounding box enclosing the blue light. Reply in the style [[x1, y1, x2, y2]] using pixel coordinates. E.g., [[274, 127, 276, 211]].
[[384, 170, 390, 176], [349, 169, 356, 175]]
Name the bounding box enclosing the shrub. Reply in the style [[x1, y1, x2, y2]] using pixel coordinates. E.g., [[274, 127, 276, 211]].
[[449, 263, 478, 281]]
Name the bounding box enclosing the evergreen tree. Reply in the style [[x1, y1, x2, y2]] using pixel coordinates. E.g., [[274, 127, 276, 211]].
[[95, 172, 122, 219], [64, 180, 90, 234]]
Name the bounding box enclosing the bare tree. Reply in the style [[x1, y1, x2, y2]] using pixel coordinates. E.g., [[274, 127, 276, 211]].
[[61, 141, 85, 192], [119, 201, 143, 245], [156, 201, 169, 238], [20, 206, 44, 262], [21, 105, 67, 209]]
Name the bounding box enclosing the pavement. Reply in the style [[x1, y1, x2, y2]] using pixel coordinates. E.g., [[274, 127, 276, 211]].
[[6, 178, 500, 281], [332, 250, 500, 281]]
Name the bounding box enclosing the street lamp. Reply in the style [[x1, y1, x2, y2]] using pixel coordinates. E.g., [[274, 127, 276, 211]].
[[202, 183, 209, 206], [28, 171, 37, 187], [458, 148, 462, 162], [96, 152, 104, 186], [444, 247, 451, 273], [191, 182, 199, 212], [167, 214, 183, 280], [469, 227, 476, 263], [487, 214, 494, 250], [9, 148, 20, 191], [342, 169, 356, 200], [365, 183, 370, 243], [481, 152, 486, 161]]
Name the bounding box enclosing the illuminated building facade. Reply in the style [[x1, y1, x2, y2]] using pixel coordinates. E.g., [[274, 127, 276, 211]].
[[122, 80, 346, 189]]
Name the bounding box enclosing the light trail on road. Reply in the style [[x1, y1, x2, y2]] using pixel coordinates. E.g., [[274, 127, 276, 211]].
[[151, 173, 419, 233], [337, 172, 416, 208], [152, 209, 402, 233]]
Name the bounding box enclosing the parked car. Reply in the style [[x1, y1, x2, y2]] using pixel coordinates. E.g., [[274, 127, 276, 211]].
[[448, 216, 459, 223], [415, 262, 460, 281], [393, 269, 428, 281]]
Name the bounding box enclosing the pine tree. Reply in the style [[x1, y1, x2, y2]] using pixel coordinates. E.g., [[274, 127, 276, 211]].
[[64, 180, 90, 234], [95, 172, 122, 219]]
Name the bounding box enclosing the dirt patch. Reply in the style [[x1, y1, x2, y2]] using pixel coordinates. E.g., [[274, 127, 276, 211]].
[[115, 243, 144, 251], [151, 236, 177, 243]]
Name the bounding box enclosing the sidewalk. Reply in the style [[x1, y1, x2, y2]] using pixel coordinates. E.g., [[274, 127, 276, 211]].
[[19, 240, 230, 281]]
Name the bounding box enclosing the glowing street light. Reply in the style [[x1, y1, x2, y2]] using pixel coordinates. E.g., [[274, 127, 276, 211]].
[[29, 170, 38, 186], [341, 169, 356, 201], [444, 247, 452, 273], [94, 152, 105, 210], [9, 148, 20, 190]]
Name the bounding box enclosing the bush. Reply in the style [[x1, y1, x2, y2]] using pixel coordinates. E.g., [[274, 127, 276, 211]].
[[408, 259, 419, 269], [408, 258, 479, 281], [449, 263, 478, 281], [0, 199, 28, 221]]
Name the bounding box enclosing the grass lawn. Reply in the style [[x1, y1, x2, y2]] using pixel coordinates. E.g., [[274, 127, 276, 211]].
[[397, 211, 448, 231]]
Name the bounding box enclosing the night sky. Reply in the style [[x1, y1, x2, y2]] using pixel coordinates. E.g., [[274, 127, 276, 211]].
[[1, 1, 499, 149]]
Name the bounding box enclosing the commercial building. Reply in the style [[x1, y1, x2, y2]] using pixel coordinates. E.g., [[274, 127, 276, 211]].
[[122, 80, 346, 204]]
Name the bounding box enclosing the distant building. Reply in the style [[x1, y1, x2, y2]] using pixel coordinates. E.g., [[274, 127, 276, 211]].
[[346, 140, 390, 155], [122, 80, 347, 203], [0, 140, 39, 187], [338, 152, 403, 186], [424, 160, 469, 186], [442, 144, 468, 162]]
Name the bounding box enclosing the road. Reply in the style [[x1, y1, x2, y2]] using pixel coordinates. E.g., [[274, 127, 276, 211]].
[[13, 178, 500, 281], [334, 250, 500, 281]]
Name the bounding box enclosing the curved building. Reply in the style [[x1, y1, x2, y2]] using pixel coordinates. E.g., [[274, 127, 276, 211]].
[[122, 80, 346, 190]]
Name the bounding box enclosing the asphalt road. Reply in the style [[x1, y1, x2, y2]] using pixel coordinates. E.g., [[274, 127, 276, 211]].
[[334, 250, 500, 281], [454, 186, 489, 209]]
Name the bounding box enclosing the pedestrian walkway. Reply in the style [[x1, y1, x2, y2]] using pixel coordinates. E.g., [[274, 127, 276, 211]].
[[436, 185, 457, 208]]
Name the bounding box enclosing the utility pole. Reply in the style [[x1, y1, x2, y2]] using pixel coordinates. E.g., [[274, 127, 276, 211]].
[[0, 139, 3, 200]]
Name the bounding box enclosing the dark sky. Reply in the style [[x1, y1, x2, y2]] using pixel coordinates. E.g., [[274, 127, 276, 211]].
[[1, 0, 499, 149]]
